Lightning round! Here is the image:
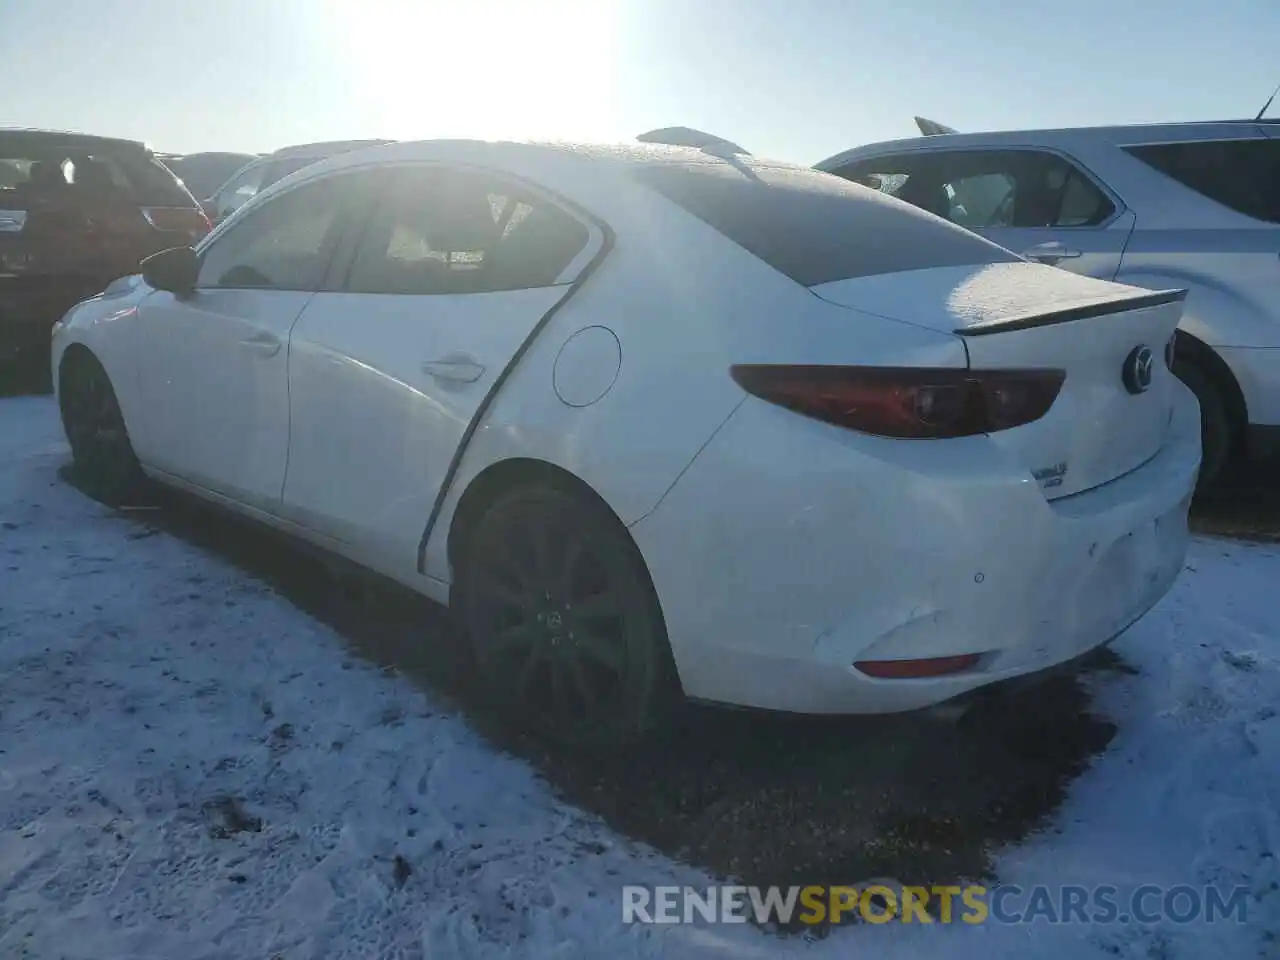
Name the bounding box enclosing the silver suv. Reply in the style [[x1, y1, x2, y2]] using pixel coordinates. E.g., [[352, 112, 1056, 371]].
[[204, 139, 392, 223], [818, 119, 1280, 487]]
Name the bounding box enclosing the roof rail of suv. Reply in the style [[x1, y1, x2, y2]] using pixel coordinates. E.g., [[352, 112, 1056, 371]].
[[0, 127, 153, 153]]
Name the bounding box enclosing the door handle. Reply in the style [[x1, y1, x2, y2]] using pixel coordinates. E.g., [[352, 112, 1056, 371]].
[[1022, 241, 1082, 264], [239, 332, 282, 357], [422, 356, 485, 383]]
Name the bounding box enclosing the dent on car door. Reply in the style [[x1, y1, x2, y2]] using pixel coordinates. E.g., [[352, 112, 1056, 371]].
[[281, 163, 604, 574], [131, 175, 354, 508]]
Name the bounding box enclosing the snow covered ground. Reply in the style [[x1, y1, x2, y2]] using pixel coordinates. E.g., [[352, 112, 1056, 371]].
[[2, 394, 1278, 959]]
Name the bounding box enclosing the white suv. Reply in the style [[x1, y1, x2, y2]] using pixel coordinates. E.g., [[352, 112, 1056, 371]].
[[818, 119, 1280, 487]]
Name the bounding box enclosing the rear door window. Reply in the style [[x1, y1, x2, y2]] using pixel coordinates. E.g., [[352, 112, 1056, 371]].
[[635, 159, 1015, 287], [834, 150, 1115, 230], [1123, 139, 1280, 223]]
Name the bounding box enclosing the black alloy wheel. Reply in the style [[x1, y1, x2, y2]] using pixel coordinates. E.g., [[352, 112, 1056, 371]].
[[460, 485, 676, 748]]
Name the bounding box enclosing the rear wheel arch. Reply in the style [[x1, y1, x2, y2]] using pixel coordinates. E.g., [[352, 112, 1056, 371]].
[[1174, 330, 1247, 433], [447, 457, 683, 745], [447, 458, 637, 589], [1173, 330, 1245, 488]]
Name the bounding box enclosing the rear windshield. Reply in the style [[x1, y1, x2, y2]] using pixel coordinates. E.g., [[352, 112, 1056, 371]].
[[1124, 139, 1280, 224], [0, 138, 193, 208], [634, 159, 1017, 286]]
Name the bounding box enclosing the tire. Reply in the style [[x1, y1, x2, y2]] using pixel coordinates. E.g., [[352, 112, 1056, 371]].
[[457, 484, 679, 749], [1173, 356, 1231, 492], [58, 350, 144, 506]]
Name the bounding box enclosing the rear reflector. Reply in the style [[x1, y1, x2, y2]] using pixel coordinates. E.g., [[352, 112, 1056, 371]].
[[730, 365, 1065, 439], [854, 654, 981, 679], [142, 206, 211, 240]]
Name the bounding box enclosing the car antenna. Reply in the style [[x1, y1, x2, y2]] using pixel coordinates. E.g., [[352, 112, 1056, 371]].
[[1255, 79, 1280, 121]]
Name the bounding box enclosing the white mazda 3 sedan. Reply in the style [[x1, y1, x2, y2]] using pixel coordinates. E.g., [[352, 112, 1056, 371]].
[[50, 139, 1201, 746]]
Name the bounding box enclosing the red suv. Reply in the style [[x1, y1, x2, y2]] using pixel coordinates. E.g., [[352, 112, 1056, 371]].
[[1, 129, 210, 382]]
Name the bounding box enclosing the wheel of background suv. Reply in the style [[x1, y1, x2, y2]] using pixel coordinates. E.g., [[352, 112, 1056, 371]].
[[1173, 357, 1230, 492], [58, 350, 144, 506], [457, 484, 678, 749]]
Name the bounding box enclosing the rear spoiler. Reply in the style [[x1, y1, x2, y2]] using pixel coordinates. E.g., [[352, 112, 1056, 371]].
[[914, 116, 959, 136], [959, 289, 1187, 337], [637, 127, 751, 157]]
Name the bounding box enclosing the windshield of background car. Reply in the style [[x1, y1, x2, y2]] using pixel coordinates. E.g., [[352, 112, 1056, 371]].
[[634, 158, 1018, 287], [259, 156, 324, 191], [213, 160, 267, 214]]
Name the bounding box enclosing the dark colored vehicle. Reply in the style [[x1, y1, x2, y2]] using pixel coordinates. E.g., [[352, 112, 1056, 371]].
[[0, 129, 210, 378], [158, 151, 258, 204]]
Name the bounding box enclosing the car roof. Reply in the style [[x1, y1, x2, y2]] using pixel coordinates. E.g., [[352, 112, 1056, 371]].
[[816, 119, 1280, 169], [329, 137, 785, 175], [168, 151, 260, 162], [269, 139, 395, 159], [0, 127, 152, 154], [253, 137, 819, 225]]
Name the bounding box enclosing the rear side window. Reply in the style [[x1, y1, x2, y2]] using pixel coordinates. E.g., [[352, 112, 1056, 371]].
[[835, 150, 1115, 231], [121, 155, 195, 205], [634, 160, 1016, 287], [1123, 139, 1280, 223], [346, 166, 589, 295], [0, 140, 190, 207]]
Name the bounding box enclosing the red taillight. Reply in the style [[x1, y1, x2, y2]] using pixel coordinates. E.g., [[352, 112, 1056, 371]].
[[729, 365, 1065, 439], [854, 653, 982, 678], [141, 206, 211, 240]]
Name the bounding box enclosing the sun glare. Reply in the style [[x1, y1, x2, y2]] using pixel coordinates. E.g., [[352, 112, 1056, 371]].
[[323, 0, 622, 145]]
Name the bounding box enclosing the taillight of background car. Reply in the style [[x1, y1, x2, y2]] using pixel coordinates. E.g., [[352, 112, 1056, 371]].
[[141, 206, 211, 243], [730, 365, 1066, 439]]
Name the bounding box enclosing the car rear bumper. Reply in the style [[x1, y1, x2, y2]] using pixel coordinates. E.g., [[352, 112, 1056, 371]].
[[630, 383, 1200, 714]]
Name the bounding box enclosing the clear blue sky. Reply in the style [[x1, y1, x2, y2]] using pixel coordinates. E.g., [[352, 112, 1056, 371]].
[[1, 0, 1276, 165]]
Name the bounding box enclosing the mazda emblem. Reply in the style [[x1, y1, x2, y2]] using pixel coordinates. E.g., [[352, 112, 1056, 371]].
[[1123, 345, 1155, 395]]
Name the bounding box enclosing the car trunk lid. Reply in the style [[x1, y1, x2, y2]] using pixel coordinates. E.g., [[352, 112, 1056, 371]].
[[811, 261, 1188, 498]]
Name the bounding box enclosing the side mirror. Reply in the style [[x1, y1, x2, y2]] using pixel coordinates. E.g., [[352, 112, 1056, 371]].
[[141, 245, 199, 297]]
